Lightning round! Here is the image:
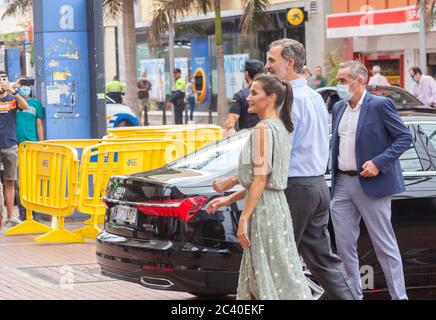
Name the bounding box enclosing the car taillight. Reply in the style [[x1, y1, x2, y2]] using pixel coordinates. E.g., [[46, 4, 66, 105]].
[[135, 197, 207, 222]]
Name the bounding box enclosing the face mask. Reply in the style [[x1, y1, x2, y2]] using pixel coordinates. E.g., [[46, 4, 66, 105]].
[[337, 79, 358, 101], [411, 75, 418, 83], [17, 86, 31, 97]]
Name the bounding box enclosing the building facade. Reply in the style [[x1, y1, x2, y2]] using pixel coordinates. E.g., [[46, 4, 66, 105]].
[[327, 0, 436, 92], [135, 0, 336, 109]]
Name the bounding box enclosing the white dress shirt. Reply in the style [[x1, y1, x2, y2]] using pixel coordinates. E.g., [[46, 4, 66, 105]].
[[288, 78, 330, 177], [368, 74, 390, 86], [338, 91, 367, 172]]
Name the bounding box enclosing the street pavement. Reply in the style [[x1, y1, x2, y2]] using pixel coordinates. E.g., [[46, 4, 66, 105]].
[[0, 218, 196, 300]]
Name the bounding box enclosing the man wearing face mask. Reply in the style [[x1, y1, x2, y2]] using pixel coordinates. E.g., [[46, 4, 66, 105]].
[[0, 75, 29, 228], [15, 79, 45, 144], [14, 78, 45, 222], [409, 67, 436, 108], [331, 61, 413, 300]]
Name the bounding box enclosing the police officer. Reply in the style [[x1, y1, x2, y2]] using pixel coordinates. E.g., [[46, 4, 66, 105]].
[[106, 75, 126, 104], [169, 68, 186, 125], [224, 59, 264, 132]]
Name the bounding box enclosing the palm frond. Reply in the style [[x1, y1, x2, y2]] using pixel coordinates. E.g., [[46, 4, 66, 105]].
[[2, 0, 32, 20], [147, 0, 212, 48], [103, 0, 123, 19], [240, 0, 269, 33]]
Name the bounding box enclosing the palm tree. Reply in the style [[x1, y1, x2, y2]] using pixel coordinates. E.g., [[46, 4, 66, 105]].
[[3, 0, 139, 121], [417, 0, 435, 71], [148, 0, 268, 127]]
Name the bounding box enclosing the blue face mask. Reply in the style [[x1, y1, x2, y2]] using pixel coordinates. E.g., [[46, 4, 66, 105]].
[[17, 86, 31, 97], [337, 79, 358, 101]]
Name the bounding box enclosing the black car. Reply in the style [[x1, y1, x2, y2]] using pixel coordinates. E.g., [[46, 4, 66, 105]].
[[97, 110, 436, 300], [317, 85, 428, 113]]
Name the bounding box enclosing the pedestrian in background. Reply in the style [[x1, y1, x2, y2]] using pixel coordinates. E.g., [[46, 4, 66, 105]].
[[331, 61, 412, 300], [368, 65, 390, 86], [106, 75, 125, 104], [223, 59, 264, 133], [0, 75, 29, 228], [409, 67, 436, 108], [308, 66, 328, 90], [137, 71, 152, 126], [14, 78, 45, 222], [185, 76, 197, 124], [168, 68, 186, 125], [302, 66, 312, 80]]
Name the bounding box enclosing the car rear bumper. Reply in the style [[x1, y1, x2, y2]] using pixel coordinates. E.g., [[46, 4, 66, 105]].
[[96, 231, 238, 295]]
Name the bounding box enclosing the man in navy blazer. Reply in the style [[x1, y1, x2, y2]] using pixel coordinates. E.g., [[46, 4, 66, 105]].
[[330, 61, 413, 300]]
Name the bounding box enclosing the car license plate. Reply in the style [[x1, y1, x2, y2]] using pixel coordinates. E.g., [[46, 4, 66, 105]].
[[112, 205, 138, 225]]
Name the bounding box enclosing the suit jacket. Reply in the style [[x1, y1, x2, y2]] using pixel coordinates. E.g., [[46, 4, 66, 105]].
[[331, 92, 413, 199]]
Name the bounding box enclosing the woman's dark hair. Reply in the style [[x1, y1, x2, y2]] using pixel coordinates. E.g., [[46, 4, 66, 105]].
[[253, 73, 294, 133]]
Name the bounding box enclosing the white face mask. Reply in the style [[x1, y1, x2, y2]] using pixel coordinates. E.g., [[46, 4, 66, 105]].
[[337, 79, 359, 101]]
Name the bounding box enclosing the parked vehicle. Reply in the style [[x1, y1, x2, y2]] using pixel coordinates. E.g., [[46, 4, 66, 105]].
[[97, 109, 436, 300], [106, 96, 139, 128], [317, 86, 427, 113]]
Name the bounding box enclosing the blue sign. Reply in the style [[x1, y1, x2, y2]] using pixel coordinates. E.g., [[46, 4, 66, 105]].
[[6, 48, 21, 82], [34, 0, 91, 140], [191, 37, 211, 111]]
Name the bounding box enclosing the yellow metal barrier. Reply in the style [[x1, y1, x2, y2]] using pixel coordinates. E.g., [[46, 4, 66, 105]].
[[106, 124, 222, 138], [5, 142, 83, 243], [73, 140, 187, 240], [107, 126, 223, 154]]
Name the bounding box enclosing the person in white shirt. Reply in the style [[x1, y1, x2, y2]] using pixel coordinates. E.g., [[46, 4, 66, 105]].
[[409, 67, 436, 108], [368, 65, 390, 86]]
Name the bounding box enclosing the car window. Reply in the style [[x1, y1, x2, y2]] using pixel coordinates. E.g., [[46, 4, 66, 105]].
[[418, 123, 436, 166], [168, 130, 251, 172], [399, 144, 424, 172], [368, 87, 421, 108], [419, 123, 436, 150]]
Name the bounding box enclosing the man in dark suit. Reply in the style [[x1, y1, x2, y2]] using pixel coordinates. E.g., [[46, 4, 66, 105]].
[[330, 61, 413, 300]]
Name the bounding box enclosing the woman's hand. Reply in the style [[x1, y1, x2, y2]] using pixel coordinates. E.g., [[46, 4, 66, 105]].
[[237, 217, 251, 249], [212, 176, 239, 193], [205, 197, 230, 214]]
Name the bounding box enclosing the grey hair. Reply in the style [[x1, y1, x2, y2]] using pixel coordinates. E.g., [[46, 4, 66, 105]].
[[372, 65, 381, 74], [339, 60, 369, 82], [269, 38, 306, 73]]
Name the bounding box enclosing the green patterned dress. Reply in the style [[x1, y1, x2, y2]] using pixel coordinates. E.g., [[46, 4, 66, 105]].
[[237, 118, 313, 300]]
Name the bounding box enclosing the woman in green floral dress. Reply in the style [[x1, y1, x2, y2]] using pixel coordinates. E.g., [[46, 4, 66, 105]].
[[206, 74, 312, 300]]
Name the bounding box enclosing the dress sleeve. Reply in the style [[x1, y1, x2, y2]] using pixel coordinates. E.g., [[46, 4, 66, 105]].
[[251, 123, 273, 176]]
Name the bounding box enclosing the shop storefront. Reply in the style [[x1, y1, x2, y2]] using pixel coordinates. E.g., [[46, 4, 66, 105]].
[[326, 5, 436, 92], [135, 6, 306, 111]]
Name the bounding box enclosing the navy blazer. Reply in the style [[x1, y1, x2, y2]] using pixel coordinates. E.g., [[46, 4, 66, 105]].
[[331, 92, 413, 199]]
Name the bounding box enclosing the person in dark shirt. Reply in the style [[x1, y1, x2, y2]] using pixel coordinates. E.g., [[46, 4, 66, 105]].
[[224, 59, 264, 132], [0, 79, 29, 228]]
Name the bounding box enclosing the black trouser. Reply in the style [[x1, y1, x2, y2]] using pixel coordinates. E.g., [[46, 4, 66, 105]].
[[285, 176, 357, 300], [174, 104, 185, 125]]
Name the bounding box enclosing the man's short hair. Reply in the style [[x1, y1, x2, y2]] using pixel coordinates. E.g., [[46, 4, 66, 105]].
[[339, 60, 369, 83], [269, 38, 306, 73], [245, 59, 265, 79], [174, 68, 182, 74], [410, 67, 422, 75]]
